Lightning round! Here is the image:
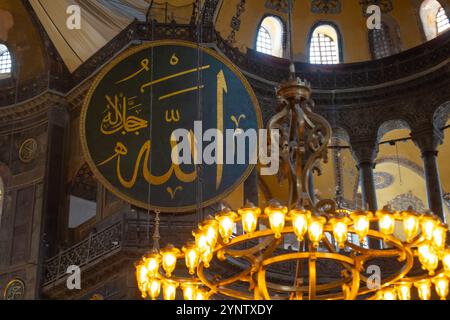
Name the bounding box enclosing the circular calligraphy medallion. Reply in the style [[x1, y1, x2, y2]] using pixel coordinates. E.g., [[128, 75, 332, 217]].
[[81, 41, 262, 212], [19, 138, 38, 163], [3, 279, 25, 300]]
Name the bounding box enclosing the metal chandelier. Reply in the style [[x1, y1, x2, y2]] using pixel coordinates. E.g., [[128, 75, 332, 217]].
[[135, 1, 450, 301]]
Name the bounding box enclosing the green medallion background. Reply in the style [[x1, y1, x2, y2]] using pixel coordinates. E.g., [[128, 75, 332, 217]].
[[81, 41, 262, 212]]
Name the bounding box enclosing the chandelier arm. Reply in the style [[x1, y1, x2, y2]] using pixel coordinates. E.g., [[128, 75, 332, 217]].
[[308, 252, 317, 300], [357, 247, 415, 295], [196, 259, 255, 300], [217, 235, 274, 258], [260, 252, 357, 300], [395, 269, 447, 285]]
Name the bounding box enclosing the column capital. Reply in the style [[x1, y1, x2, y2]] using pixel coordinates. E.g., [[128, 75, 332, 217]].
[[351, 139, 379, 166], [411, 126, 443, 156]]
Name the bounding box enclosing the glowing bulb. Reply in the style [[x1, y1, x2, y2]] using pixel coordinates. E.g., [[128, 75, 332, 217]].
[[238, 204, 261, 234], [181, 283, 197, 301], [382, 288, 397, 300], [136, 263, 149, 298], [136, 263, 149, 285], [196, 289, 209, 301], [376, 208, 396, 236], [308, 216, 326, 248], [148, 278, 161, 300], [215, 210, 237, 244], [290, 208, 311, 242], [162, 280, 178, 300], [401, 211, 420, 242], [350, 211, 372, 242], [396, 283, 411, 300], [144, 252, 161, 278], [265, 202, 288, 239], [432, 224, 447, 250], [161, 244, 180, 278], [199, 218, 219, 248], [330, 217, 351, 249], [201, 246, 213, 268], [415, 279, 432, 300], [418, 243, 439, 275], [193, 229, 209, 253], [182, 242, 199, 275], [443, 250, 450, 274], [421, 215, 438, 241], [433, 275, 449, 300]]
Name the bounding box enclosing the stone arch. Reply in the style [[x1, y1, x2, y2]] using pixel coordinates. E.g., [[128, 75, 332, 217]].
[[433, 101, 450, 131]]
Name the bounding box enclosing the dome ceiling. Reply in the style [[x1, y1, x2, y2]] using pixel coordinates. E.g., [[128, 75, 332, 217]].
[[21, 0, 450, 72]]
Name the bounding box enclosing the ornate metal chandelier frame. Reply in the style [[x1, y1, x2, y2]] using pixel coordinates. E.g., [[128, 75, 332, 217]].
[[136, 75, 450, 301]]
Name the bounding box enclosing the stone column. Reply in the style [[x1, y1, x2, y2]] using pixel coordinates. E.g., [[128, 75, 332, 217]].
[[352, 139, 380, 249], [352, 141, 379, 212], [412, 126, 445, 222], [36, 105, 70, 298]]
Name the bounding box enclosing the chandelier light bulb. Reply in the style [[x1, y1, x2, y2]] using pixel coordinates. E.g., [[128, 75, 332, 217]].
[[308, 216, 326, 248], [160, 244, 180, 278], [238, 204, 261, 234], [443, 250, 450, 274], [432, 224, 447, 250], [144, 251, 161, 278], [420, 215, 438, 241], [350, 211, 372, 241], [200, 218, 219, 248], [136, 263, 149, 298], [418, 243, 439, 275], [433, 275, 449, 300], [196, 289, 209, 301], [182, 242, 199, 275], [148, 278, 161, 300], [193, 229, 209, 253], [401, 211, 420, 242], [415, 279, 432, 300], [329, 217, 351, 249], [382, 287, 397, 300], [181, 283, 197, 301], [215, 210, 237, 244], [265, 202, 288, 239], [290, 208, 311, 242], [201, 246, 213, 268], [162, 280, 178, 300], [396, 283, 412, 300], [376, 208, 396, 236]]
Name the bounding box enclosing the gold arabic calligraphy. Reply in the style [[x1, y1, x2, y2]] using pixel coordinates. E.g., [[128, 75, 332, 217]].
[[100, 95, 148, 136]]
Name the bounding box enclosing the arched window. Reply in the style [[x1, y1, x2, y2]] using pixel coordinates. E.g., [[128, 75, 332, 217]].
[[0, 44, 12, 79], [369, 23, 396, 59], [256, 16, 284, 58], [420, 0, 450, 40], [436, 6, 450, 34], [309, 24, 341, 64]]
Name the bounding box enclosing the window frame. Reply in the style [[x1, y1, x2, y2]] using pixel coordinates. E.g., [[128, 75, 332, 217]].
[[254, 14, 286, 58], [436, 6, 450, 34], [0, 42, 14, 80], [307, 21, 343, 64], [368, 22, 396, 60]]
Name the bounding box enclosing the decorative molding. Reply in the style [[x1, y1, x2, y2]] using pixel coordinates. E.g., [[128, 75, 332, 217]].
[[3, 278, 26, 300], [374, 171, 394, 189], [227, 0, 246, 45], [265, 0, 291, 13], [387, 190, 425, 212], [311, 0, 341, 14], [360, 0, 393, 15]]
